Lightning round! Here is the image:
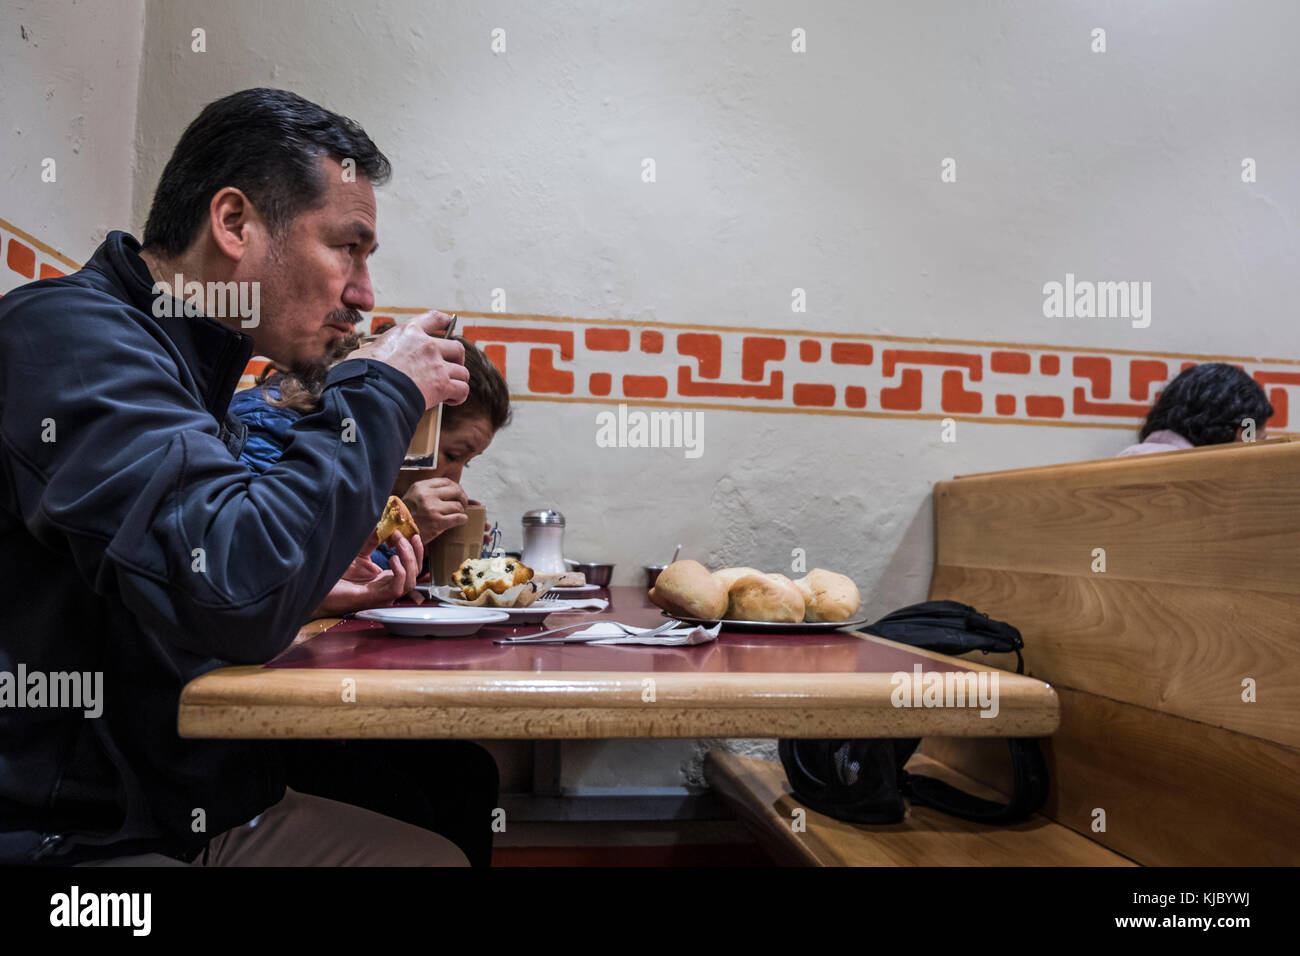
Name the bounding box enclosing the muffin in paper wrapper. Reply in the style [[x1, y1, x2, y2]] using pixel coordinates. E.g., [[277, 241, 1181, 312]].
[[429, 581, 550, 608]]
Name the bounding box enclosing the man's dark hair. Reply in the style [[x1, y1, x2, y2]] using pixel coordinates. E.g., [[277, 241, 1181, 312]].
[[142, 88, 390, 256], [1139, 362, 1273, 445]]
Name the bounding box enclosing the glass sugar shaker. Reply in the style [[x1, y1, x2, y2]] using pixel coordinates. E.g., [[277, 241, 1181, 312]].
[[521, 509, 566, 574]]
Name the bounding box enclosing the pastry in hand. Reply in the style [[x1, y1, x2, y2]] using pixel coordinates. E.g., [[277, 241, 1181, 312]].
[[794, 569, 861, 622], [649, 559, 728, 620], [454, 556, 534, 601], [375, 495, 420, 543], [726, 573, 805, 623]]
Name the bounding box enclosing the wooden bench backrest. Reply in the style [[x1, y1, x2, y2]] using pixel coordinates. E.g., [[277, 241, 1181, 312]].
[[924, 438, 1300, 865]]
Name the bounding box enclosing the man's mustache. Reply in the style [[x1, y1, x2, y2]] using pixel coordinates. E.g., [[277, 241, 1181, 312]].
[[326, 309, 364, 360], [327, 308, 363, 330]]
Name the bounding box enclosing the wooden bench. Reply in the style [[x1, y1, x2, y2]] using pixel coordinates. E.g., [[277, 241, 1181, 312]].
[[705, 750, 1131, 865], [707, 438, 1300, 865]]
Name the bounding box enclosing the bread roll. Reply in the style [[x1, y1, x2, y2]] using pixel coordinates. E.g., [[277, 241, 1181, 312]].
[[726, 573, 805, 623], [649, 560, 728, 619], [795, 568, 861, 622], [711, 566, 763, 592], [792, 575, 814, 607]]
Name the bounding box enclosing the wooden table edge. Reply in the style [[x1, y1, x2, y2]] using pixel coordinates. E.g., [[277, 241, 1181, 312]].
[[177, 629, 1060, 739]]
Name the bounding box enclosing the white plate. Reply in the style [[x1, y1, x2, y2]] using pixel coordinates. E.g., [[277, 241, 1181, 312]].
[[661, 612, 870, 634], [481, 599, 574, 623], [546, 584, 605, 595], [355, 607, 510, 637], [422, 585, 595, 620]]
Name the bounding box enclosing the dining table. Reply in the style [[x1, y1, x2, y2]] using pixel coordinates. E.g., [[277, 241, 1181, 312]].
[[177, 586, 1059, 740]]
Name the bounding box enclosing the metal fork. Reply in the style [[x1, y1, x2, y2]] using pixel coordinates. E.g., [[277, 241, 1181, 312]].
[[494, 619, 681, 645]]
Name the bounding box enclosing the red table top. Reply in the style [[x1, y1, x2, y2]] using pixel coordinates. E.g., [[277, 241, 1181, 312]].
[[268, 586, 975, 675]]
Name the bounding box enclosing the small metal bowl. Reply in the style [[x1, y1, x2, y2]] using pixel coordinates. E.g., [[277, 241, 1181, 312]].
[[643, 565, 667, 588], [566, 561, 615, 587]]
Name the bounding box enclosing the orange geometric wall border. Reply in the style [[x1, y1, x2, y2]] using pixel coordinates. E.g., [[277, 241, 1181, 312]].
[[3, 217, 1296, 433], [361, 309, 1300, 433]]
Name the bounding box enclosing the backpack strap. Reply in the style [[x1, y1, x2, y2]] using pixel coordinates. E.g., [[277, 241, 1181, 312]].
[[901, 737, 1048, 823]]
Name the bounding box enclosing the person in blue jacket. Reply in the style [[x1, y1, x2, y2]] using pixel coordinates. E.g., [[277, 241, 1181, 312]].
[[0, 88, 475, 866], [230, 331, 509, 588], [229, 333, 511, 868]]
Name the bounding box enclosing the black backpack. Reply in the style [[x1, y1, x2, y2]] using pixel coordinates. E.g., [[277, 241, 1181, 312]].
[[777, 601, 1049, 825]]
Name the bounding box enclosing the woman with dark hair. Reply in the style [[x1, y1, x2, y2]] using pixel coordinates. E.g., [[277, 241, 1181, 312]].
[[1119, 362, 1273, 456]]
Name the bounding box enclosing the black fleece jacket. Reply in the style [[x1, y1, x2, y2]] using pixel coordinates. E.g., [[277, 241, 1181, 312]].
[[0, 231, 423, 863]]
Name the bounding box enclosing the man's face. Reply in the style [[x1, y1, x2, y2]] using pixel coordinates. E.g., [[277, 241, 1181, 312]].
[[240, 156, 378, 375]]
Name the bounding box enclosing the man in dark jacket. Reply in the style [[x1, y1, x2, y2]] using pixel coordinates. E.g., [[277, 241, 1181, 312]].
[[0, 88, 470, 865]]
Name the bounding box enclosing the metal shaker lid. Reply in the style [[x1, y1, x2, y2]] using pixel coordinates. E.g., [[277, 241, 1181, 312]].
[[522, 509, 566, 527]]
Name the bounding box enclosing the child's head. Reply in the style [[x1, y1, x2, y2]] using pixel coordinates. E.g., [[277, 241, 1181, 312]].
[[431, 338, 511, 481]]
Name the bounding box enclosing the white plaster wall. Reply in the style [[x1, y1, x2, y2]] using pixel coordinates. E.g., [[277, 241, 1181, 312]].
[[119, 0, 1300, 794], [0, 0, 145, 254]]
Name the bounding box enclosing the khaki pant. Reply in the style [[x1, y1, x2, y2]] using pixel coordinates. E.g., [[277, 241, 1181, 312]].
[[76, 787, 469, 866]]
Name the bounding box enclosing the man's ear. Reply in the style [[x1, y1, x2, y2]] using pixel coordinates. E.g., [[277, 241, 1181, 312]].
[[207, 187, 266, 264]]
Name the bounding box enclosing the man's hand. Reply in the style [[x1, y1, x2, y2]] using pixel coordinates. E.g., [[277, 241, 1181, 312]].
[[310, 528, 426, 618], [351, 310, 469, 410], [402, 477, 470, 540]]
